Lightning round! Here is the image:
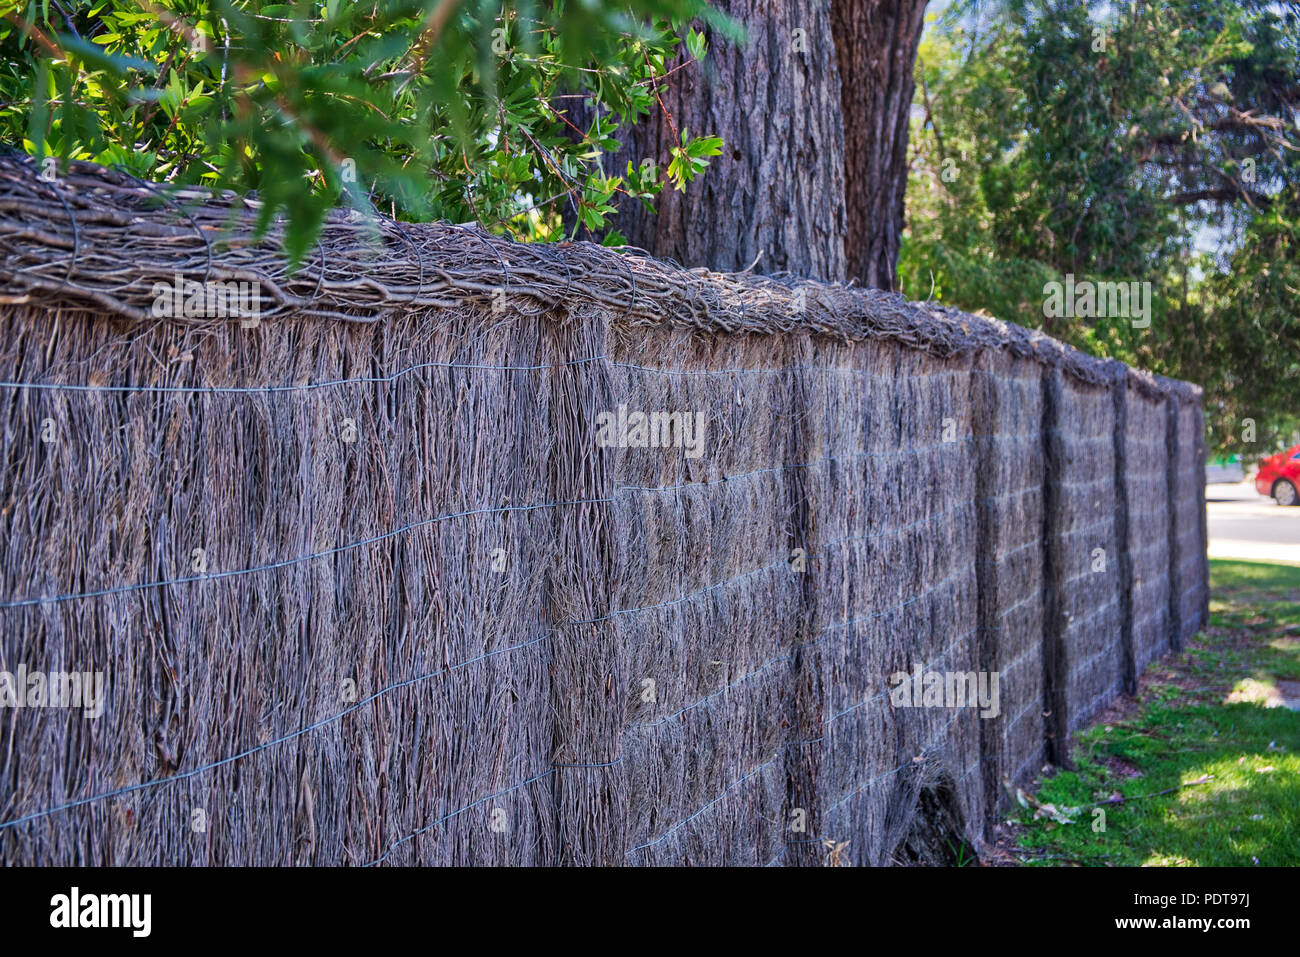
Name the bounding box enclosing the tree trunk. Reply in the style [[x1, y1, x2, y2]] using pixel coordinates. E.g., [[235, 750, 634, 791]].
[[832, 0, 928, 290], [595, 0, 928, 289], [601, 0, 848, 282]]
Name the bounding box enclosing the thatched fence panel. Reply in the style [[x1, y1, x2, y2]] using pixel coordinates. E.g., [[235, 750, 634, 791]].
[[0, 303, 564, 865], [1124, 378, 1173, 679], [972, 350, 1048, 825], [0, 158, 1209, 865], [1042, 372, 1125, 747], [609, 325, 803, 865]]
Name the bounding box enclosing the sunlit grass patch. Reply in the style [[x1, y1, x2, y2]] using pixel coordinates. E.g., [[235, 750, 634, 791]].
[[1010, 559, 1300, 866]]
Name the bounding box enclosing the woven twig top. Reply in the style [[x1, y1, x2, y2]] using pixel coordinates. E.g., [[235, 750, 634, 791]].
[[0, 154, 1199, 401]]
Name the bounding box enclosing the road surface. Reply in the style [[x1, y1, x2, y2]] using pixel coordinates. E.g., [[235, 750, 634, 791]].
[[1206, 480, 1300, 565]]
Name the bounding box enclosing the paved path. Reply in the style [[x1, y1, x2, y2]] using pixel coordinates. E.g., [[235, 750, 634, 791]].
[[1206, 480, 1300, 565]]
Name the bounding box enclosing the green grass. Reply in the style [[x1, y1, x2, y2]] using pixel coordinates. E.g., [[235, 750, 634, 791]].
[[1008, 559, 1300, 866]]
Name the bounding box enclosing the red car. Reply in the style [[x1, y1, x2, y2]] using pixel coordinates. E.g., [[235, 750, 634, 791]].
[[1257, 445, 1300, 506]]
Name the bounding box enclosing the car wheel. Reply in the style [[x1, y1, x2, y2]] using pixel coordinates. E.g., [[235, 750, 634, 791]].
[[1274, 479, 1299, 506]]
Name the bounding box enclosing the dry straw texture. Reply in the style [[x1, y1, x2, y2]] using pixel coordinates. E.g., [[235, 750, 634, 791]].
[[1043, 373, 1125, 742], [1125, 383, 1173, 678], [0, 157, 1207, 865], [972, 350, 1048, 810]]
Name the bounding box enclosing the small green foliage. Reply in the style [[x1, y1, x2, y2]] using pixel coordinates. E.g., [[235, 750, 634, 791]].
[[666, 128, 722, 191]]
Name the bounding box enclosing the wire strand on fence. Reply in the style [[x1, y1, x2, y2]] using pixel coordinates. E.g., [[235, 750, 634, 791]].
[[627, 563, 971, 731], [0, 630, 551, 833], [0, 438, 978, 610], [0, 498, 613, 609], [0, 359, 972, 395], [0, 520, 978, 839], [362, 767, 558, 867], [628, 710, 966, 860], [0, 435, 987, 838]]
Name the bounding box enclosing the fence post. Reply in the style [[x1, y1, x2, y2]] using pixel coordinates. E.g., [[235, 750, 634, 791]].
[[971, 352, 1001, 836], [1039, 367, 1070, 765], [1164, 395, 1184, 652], [784, 337, 822, 866], [1112, 363, 1137, 695]]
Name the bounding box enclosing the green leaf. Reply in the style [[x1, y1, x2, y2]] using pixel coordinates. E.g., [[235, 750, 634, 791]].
[[686, 27, 707, 61], [56, 33, 156, 76]]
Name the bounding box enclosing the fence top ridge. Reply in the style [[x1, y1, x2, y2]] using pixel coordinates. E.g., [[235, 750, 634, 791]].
[[0, 154, 1198, 399]]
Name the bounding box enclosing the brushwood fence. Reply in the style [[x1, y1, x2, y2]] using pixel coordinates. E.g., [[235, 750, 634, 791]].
[[0, 159, 1208, 866]]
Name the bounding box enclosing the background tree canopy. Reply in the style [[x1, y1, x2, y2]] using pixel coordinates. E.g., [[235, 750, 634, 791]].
[[902, 0, 1299, 456], [0, 0, 732, 261]]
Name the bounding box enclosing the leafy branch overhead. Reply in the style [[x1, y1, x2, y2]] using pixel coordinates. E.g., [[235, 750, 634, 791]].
[[0, 0, 737, 261]]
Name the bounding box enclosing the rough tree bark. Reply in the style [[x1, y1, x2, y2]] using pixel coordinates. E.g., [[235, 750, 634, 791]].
[[594, 0, 928, 288], [832, 0, 928, 290], [600, 0, 848, 282]]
